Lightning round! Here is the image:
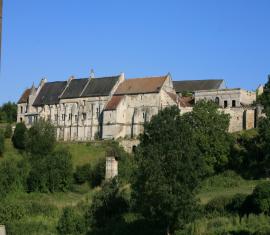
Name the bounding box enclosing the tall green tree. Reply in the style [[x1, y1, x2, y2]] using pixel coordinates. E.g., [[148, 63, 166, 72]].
[[26, 119, 56, 155], [12, 122, 27, 150], [132, 106, 204, 234], [0, 102, 17, 123], [182, 100, 232, 174], [257, 75, 270, 116], [0, 130, 4, 157]]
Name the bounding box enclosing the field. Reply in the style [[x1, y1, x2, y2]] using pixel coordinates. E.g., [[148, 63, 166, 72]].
[[0, 138, 265, 234]]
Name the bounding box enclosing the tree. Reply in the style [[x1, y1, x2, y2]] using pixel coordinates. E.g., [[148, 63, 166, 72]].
[[132, 106, 205, 234], [0, 102, 17, 123], [182, 100, 232, 174], [26, 119, 56, 155], [257, 75, 270, 116], [0, 130, 4, 157], [57, 207, 86, 235], [12, 122, 27, 150], [27, 148, 73, 192], [0, 158, 30, 198], [4, 124, 13, 138], [86, 179, 129, 232]]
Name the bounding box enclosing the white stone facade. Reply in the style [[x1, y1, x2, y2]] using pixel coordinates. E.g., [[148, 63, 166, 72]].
[[17, 73, 259, 142]]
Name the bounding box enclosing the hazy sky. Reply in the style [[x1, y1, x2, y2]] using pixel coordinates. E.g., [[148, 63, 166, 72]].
[[1, 0, 270, 104]]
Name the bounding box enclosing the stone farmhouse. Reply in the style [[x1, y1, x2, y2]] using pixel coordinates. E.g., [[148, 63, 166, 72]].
[[17, 73, 260, 141]]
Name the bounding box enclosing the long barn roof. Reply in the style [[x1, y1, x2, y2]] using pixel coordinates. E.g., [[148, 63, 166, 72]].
[[173, 79, 224, 93]]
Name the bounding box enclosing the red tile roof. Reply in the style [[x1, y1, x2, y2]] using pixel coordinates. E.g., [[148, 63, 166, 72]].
[[104, 95, 124, 110], [115, 76, 167, 95], [179, 96, 194, 107], [166, 91, 178, 103]]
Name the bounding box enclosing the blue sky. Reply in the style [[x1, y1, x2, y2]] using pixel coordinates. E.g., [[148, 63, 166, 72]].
[[1, 0, 270, 104]]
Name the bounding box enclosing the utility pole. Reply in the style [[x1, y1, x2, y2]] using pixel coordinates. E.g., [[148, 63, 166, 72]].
[[0, 0, 2, 67]]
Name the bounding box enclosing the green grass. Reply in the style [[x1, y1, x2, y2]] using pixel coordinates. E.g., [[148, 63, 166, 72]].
[[57, 141, 107, 167], [197, 171, 264, 204]]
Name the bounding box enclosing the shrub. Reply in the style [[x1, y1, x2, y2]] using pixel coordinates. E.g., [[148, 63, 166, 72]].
[[57, 207, 86, 235], [0, 158, 30, 198], [27, 148, 73, 192], [91, 158, 105, 187], [12, 122, 27, 150], [4, 124, 13, 138], [74, 163, 92, 184], [85, 179, 129, 230], [227, 193, 247, 216], [0, 130, 4, 157], [205, 195, 233, 216], [26, 119, 56, 155], [250, 181, 270, 215], [0, 201, 26, 225]]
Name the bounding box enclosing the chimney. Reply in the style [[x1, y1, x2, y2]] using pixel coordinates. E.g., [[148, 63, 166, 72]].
[[90, 69, 95, 79], [39, 77, 47, 88]]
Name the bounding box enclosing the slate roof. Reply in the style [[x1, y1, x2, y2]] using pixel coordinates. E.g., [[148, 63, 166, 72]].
[[115, 76, 167, 95], [61, 78, 88, 99], [18, 88, 31, 104], [173, 79, 224, 93], [81, 76, 120, 97], [104, 95, 124, 111], [33, 81, 67, 106]]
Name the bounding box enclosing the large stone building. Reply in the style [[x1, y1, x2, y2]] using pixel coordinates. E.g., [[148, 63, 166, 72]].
[[17, 73, 259, 141]]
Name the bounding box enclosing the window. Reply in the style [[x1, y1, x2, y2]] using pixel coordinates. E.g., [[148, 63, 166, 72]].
[[55, 114, 58, 121], [142, 112, 145, 119], [141, 95, 143, 100], [82, 113, 87, 120], [215, 97, 220, 105], [232, 100, 236, 107], [75, 115, 78, 121], [21, 106, 23, 114], [224, 100, 228, 108], [20, 117, 23, 122], [68, 114, 72, 120], [62, 114, 65, 121]]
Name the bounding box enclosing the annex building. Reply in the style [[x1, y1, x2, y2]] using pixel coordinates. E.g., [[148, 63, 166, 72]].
[[17, 72, 260, 141]]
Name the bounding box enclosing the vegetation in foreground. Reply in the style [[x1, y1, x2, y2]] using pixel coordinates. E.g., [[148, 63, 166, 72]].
[[0, 77, 270, 234]]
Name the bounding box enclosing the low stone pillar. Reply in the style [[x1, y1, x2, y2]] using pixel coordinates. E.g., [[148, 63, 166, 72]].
[[105, 156, 118, 180], [0, 225, 6, 235]]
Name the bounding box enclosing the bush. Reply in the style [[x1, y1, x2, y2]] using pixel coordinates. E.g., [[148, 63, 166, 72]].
[[227, 193, 247, 216], [250, 182, 270, 215], [27, 148, 73, 192], [91, 158, 106, 187], [0, 158, 30, 198], [205, 195, 233, 216], [74, 163, 92, 184], [12, 122, 27, 150], [0, 130, 4, 157], [26, 119, 56, 155], [85, 179, 130, 230], [0, 201, 26, 225], [57, 207, 86, 235], [4, 124, 13, 138]]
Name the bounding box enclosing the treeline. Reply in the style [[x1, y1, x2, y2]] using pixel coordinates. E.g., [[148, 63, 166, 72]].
[[0, 102, 17, 123]]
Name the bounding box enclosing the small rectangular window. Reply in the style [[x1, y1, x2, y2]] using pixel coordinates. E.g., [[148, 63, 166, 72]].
[[224, 100, 228, 108], [232, 100, 236, 107]]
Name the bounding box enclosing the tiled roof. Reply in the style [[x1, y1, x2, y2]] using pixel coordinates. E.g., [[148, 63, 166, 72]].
[[33, 81, 67, 106], [179, 96, 194, 107], [115, 76, 167, 95], [61, 78, 88, 99], [18, 88, 31, 104], [166, 91, 178, 103], [104, 95, 124, 110], [81, 76, 120, 97], [173, 79, 224, 93]]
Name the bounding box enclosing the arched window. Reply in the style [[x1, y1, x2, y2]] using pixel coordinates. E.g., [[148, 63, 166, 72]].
[[215, 97, 220, 105]]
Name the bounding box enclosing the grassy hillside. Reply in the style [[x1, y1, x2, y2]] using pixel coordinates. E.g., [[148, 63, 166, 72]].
[[0, 138, 266, 234]]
